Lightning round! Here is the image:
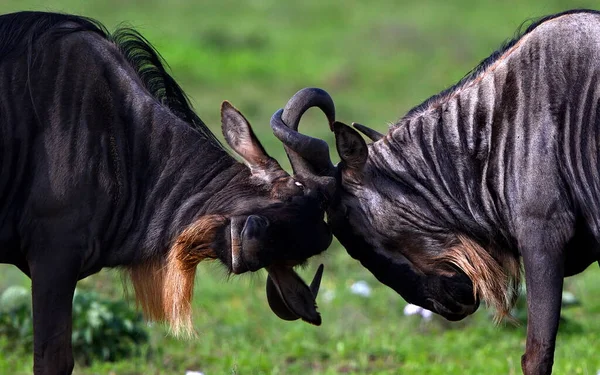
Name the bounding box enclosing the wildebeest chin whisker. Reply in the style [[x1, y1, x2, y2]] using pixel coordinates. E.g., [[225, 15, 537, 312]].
[[433, 235, 522, 324], [127, 214, 227, 338]]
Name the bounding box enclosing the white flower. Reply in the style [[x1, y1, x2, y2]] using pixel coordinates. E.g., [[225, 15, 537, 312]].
[[403, 303, 421, 316], [420, 308, 433, 321], [403, 304, 433, 321], [350, 281, 371, 297]]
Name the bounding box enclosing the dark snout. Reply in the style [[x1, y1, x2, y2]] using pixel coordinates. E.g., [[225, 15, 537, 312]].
[[333, 220, 479, 321], [226, 212, 329, 325], [238, 215, 270, 273], [229, 210, 332, 275], [229, 215, 269, 274], [425, 274, 480, 321]]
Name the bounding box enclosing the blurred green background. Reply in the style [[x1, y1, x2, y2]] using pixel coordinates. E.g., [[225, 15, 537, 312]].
[[1, 1, 600, 374]]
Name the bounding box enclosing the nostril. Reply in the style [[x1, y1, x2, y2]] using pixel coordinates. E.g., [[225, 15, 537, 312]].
[[250, 215, 269, 226], [243, 215, 269, 239]]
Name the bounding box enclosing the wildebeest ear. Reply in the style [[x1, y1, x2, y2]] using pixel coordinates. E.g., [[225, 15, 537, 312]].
[[221, 101, 270, 165], [221, 101, 286, 182], [333, 121, 368, 174]]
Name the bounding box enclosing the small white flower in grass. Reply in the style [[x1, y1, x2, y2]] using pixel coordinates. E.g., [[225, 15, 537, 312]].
[[403, 303, 420, 316], [420, 308, 433, 321], [403, 303, 433, 321], [185, 371, 205, 375], [350, 280, 371, 297]]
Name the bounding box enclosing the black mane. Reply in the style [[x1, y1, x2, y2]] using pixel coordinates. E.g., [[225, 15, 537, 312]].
[[402, 8, 600, 121], [110, 28, 222, 146], [0, 11, 222, 147]]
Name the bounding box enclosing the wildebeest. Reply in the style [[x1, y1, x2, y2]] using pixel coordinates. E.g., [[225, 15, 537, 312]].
[[272, 9, 600, 375], [0, 11, 334, 374]]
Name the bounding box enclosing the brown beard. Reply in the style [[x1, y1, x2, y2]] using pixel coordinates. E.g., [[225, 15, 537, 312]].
[[433, 235, 522, 323], [126, 214, 227, 337]]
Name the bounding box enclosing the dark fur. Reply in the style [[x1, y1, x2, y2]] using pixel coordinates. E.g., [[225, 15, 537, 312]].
[[0, 11, 331, 374]]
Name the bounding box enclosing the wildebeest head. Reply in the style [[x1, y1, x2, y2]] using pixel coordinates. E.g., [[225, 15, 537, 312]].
[[174, 98, 336, 327], [271, 89, 487, 322], [219, 101, 333, 270]]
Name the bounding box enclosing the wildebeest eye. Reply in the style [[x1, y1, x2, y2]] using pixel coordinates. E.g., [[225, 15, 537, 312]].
[[294, 181, 304, 190]]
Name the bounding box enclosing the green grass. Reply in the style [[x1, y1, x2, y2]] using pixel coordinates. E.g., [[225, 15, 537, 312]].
[[1, 1, 600, 374]]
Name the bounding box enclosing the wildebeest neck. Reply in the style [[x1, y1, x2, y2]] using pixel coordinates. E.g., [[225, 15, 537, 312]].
[[114, 104, 245, 265], [12, 28, 246, 269], [371, 11, 600, 249], [369, 54, 539, 247], [367, 116, 504, 246]]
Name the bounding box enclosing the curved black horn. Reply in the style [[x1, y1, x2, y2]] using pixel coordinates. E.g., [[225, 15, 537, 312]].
[[271, 88, 336, 176], [353, 122, 384, 142]]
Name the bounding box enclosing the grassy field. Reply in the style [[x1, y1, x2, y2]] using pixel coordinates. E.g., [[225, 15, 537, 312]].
[[1, 1, 600, 374]]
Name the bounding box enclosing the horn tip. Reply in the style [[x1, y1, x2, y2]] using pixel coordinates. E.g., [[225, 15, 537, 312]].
[[310, 264, 325, 298]]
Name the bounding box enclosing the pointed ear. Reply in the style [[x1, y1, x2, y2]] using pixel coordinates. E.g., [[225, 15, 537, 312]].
[[333, 121, 367, 176], [221, 101, 270, 167], [221, 101, 288, 184]]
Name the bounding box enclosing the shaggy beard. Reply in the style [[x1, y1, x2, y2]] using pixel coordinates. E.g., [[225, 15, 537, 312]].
[[126, 214, 227, 337]]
